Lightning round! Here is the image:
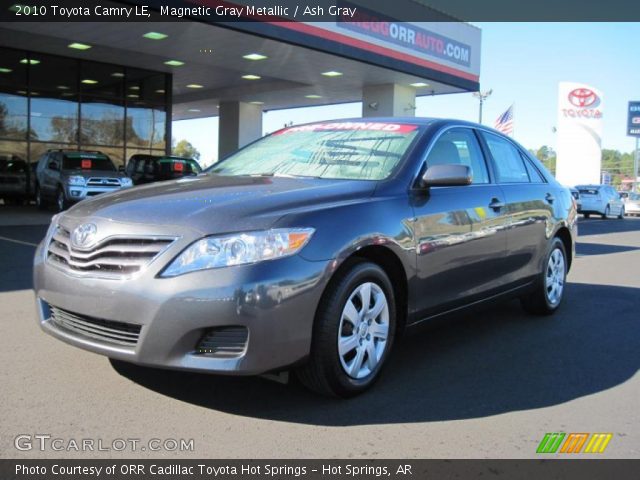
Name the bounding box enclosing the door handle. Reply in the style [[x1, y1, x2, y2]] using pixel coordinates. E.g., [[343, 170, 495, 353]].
[[489, 198, 505, 210], [545, 193, 555, 204]]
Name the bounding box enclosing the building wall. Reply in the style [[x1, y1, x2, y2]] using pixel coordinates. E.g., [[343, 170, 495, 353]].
[[0, 47, 170, 168]]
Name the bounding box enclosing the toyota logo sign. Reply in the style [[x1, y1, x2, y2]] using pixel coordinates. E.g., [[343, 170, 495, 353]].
[[568, 88, 598, 108], [71, 223, 97, 249]]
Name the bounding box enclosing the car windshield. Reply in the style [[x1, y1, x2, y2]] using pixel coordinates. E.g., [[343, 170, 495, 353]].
[[629, 193, 640, 201], [157, 158, 201, 176], [63, 153, 116, 171], [209, 122, 421, 180]]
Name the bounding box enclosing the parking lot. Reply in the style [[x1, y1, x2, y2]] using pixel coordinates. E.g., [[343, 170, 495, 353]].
[[0, 206, 638, 458]]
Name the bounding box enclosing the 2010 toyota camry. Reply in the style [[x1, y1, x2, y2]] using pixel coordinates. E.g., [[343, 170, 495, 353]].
[[34, 118, 577, 397]]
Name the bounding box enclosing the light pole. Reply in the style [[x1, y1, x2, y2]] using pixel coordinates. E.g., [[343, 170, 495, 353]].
[[472, 89, 493, 124]]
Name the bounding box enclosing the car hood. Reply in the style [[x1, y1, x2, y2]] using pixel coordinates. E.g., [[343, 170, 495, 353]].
[[63, 174, 376, 234], [63, 169, 127, 179]]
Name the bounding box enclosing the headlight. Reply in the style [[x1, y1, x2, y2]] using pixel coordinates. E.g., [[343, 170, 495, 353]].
[[120, 177, 133, 187], [161, 228, 315, 277], [67, 175, 85, 186]]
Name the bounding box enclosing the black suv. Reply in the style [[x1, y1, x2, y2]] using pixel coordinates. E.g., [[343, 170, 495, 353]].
[[35, 150, 133, 211], [0, 154, 35, 205], [125, 154, 202, 185]]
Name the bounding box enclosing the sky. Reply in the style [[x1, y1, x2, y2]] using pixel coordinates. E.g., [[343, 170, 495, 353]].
[[173, 22, 640, 167]]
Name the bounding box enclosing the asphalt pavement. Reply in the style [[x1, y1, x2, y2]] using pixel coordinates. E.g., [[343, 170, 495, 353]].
[[0, 206, 638, 458]]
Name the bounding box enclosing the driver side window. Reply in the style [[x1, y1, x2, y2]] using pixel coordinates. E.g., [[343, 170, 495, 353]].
[[425, 128, 489, 184]]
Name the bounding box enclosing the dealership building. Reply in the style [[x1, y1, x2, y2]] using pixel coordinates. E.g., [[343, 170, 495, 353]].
[[0, 1, 480, 166]]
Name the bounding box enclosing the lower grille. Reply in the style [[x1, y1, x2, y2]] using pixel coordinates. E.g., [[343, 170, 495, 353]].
[[49, 304, 141, 347], [195, 327, 248, 357]]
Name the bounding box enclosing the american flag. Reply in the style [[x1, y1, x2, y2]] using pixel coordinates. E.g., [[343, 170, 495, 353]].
[[494, 105, 514, 136]]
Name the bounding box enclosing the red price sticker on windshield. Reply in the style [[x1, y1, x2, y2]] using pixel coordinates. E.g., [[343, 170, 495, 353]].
[[275, 122, 418, 135], [173, 162, 184, 172], [81, 159, 92, 169]]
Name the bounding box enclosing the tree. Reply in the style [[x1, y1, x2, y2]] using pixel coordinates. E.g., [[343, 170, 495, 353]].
[[530, 145, 556, 175], [172, 139, 200, 160]]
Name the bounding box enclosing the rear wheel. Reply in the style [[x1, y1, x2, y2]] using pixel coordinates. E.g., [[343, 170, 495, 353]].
[[583, 213, 590, 219], [601, 205, 610, 219], [296, 261, 396, 397], [521, 237, 567, 315]]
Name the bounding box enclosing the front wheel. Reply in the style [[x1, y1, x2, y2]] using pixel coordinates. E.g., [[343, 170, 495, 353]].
[[56, 187, 68, 212], [521, 237, 567, 315], [618, 206, 625, 219], [296, 261, 396, 397]]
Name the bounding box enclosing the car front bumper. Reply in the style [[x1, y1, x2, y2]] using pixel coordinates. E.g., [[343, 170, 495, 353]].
[[34, 240, 333, 375]]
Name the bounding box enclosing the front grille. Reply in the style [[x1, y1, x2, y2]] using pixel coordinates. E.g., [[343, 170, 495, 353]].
[[195, 327, 248, 357], [47, 225, 174, 278], [49, 304, 141, 346], [86, 177, 120, 187]]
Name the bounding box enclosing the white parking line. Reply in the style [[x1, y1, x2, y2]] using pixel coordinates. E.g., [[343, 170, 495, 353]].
[[0, 235, 38, 248]]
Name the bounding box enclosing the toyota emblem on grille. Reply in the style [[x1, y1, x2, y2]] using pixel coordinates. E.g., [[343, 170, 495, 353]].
[[71, 223, 98, 248]]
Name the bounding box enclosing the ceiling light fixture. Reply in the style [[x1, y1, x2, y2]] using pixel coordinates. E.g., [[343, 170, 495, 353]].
[[243, 53, 268, 61], [242, 74, 261, 80], [68, 42, 92, 50], [186, 84, 204, 89], [164, 60, 184, 67], [81, 79, 98, 84], [143, 32, 168, 40], [410, 82, 429, 88], [321, 71, 343, 77]]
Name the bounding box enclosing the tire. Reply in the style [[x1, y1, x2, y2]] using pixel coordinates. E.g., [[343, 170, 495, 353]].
[[520, 237, 567, 315], [583, 213, 590, 219], [296, 260, 396, 397], [35, 185, 47, 210], [618, 206, 625, 219], [56, 187, 68, 212], [601, 205, 610, 219]]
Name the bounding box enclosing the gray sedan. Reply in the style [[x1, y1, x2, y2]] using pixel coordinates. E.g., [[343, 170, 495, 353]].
[[34, 118, 577, 397]]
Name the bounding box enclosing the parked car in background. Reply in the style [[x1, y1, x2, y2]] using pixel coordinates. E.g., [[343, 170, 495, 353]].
[[126, 154, 201, 185], [35, 150, 133, 211], [575, 184, 625, 219], [0, 154, 34, 205], [625, 193, 640, 216], [569, 187, 582, 212], [34, 118, 577, 397]]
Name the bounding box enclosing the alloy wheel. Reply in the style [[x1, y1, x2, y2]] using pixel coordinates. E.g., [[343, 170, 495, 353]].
[[338, 282, 389, 379], [545, 248, 565, 306]]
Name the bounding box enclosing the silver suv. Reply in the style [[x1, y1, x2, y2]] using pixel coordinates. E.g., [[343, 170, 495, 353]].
[[35, 150, 133, 211]]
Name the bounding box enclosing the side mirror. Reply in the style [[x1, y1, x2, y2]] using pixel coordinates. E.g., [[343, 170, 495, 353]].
[[421, 164, 472, 187], [48, 162, 58, 170]]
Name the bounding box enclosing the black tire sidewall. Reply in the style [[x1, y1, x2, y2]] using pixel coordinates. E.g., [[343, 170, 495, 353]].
[[317, 262, 396, 396]]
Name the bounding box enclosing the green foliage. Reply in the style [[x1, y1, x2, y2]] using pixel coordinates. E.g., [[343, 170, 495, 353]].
[[172, 139, 201, 160]]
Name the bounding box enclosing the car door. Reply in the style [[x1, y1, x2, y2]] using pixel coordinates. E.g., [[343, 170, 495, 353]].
[[42, 152, 60, 198], [479, 131, 554, 285], [411, 127, 509, 317]]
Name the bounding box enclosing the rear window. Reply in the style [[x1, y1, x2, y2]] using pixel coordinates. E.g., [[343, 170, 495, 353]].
[[577, 187, 600, 196], [210, 122, 421, 181], [63, 153, 116, 171]]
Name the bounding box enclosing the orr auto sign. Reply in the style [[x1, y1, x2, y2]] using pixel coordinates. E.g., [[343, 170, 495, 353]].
[[337, 6, 472, 67]]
